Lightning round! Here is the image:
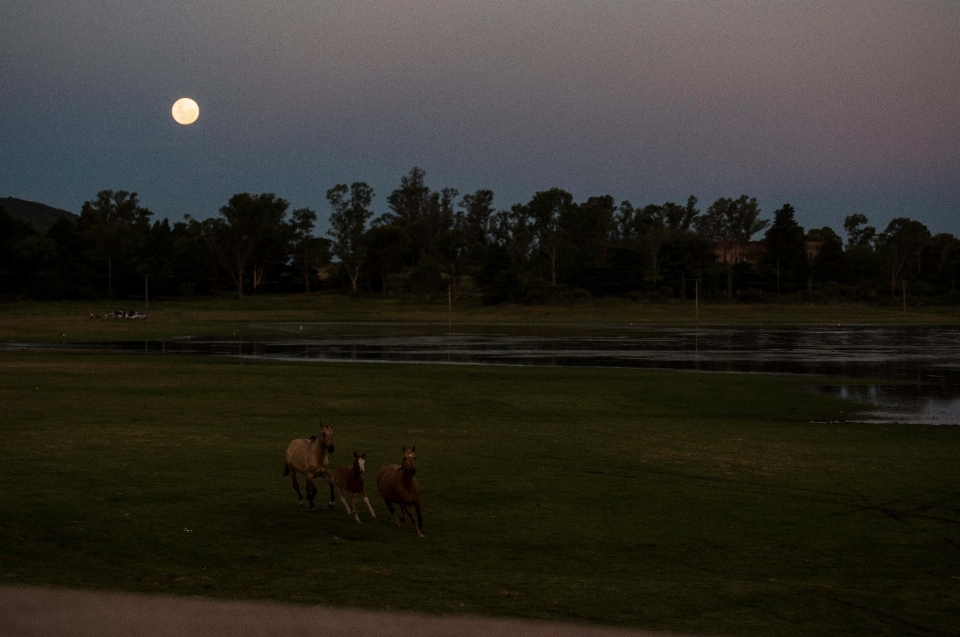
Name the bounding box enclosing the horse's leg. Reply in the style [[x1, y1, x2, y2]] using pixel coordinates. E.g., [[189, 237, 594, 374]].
[[322, 471, 336, 509], [385, 501, 400, 526], [400, 502, 423, 537], [349, 492, 360, 523], [290, 468, 304, 505], [305, 476, 317, 511], [361, 488, 376, 519], [338, 486, 353, 515], [413, 500, 424, 536]]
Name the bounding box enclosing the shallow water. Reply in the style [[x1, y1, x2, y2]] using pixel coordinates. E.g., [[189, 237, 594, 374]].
[[6, 323, 960, 424], [814, 384, 960, 425]]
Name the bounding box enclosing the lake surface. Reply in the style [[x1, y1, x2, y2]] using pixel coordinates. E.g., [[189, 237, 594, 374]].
[[6, 323, 960, 424]]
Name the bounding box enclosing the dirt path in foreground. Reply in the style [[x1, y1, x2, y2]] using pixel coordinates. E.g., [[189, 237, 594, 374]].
[[1, 585, 695, 637]]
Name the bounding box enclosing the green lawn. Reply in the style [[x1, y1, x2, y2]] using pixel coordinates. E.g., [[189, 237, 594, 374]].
[[1, 294, 958, 343], [1, 352, 958, 635]]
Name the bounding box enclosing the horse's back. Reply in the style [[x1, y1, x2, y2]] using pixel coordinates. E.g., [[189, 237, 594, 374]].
[[378, 465, 419, 503], [333, 465, 354, 490], [377, 464, 399, 498], [285, 438, 310, 467]]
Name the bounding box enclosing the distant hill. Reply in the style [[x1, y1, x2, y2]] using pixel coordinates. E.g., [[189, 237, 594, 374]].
[[0, 197, 78, 233]]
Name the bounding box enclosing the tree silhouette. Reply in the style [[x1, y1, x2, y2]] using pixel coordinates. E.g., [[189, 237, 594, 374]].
[[327, 182, 374, 292]]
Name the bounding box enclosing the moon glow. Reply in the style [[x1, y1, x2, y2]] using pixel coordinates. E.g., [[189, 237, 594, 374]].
[[172, 98, 200, 125]]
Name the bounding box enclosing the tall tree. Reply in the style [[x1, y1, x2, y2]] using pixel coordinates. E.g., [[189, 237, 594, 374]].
[[697, 195, 768, 298], [528, 188, 575, 286], [434, 210, 466, 297], [189, 192, 290, 299], [568, 195, 616, 264], [492, 205, 535, 268], [430, 187, 459, 251], [923, 233, 960, 294], [843, 214, 881, 283], [633, 204, 671, 291], [806, 227, 846, 285], [290, 208, 331, 295], [664, 196, 701, 298], [878, 217, 931, 296], [384, 167, 433, 258], [763, 204, 807, 295], [365, 224, 412, 294], [844, 213, 876, 248], [251, 205, 293, 294], [459, 189, 496, 249], [664, 196, 700, 232], [614, 200, 636, 241], [78, 190, 153, 296], [327, 182, 375, 291]]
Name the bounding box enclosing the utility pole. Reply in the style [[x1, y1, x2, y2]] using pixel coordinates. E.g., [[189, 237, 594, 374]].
[[108, 258, 112, 298], [447, 284, 452, 329], [776, 259, 780, 299], [145, 275, 149, 311], [902, 280, 906, 312]]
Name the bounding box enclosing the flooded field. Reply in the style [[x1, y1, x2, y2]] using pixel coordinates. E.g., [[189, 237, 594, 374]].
[[6, 322, 960, 424]]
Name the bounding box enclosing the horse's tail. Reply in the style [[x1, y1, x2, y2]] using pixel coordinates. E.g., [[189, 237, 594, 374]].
[[282, 464, 290, 476]]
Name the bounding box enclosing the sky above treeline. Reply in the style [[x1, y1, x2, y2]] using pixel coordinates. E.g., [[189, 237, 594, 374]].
[[3, 1, 959, 234]]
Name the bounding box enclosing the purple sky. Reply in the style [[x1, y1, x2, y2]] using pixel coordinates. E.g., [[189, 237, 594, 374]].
[[3, 1, 959, 235]]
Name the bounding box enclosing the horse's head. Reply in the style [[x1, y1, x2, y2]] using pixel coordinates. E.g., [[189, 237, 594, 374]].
[[354, 451, 366, 474], [401, 445, 417, 476], [317, 424, 335, 453]]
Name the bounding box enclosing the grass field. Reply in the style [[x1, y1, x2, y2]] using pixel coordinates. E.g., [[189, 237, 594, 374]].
[[1, 352, 958, 636], [1, 294, 958, 343]]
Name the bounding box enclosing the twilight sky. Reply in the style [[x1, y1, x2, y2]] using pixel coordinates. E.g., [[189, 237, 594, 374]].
[[2, 1, 959, 235]]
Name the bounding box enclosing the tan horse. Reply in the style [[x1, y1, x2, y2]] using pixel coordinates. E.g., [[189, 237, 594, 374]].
[[333, 451, 377, 523], [283, 424, 336, 511], [376, 445, 423, 537]]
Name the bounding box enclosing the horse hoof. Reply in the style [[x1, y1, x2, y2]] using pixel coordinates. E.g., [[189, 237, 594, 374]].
[[371, 514, 377, 520], [298, 500, 305, 506], [354, 517, 361, 524], [328, 502, 335, 509]]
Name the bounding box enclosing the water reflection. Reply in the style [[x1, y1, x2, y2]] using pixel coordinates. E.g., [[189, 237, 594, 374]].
[[6, 323, 960, 423], [815, 385, 960, 425]]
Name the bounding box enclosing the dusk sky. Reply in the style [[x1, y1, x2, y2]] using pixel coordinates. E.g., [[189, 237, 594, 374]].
[[3, 1, 959, 235]]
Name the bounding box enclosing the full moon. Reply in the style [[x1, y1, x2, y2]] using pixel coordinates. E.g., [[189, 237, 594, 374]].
[[171, 98, 199, 125]]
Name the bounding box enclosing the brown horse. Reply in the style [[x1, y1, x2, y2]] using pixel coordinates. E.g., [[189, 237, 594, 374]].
[[376, 445, 423, 537], [333, 451, 377, 523], [283, 424, 336, 510]]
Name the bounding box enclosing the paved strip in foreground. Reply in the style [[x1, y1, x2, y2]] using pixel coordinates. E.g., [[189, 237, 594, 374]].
[[1, 585, 695, 637]]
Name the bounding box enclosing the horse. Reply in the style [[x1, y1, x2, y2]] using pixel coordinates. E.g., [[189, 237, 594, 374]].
[[376, 445, 423, 537], [333, 451, 377, 523], [283, 423, 336, 511]]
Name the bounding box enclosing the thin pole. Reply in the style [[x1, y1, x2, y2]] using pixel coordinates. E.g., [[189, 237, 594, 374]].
[[695, 279, 699, 321], [902, 280, 906, 312], [145, 275, 149, 311], [447, 284, 452, 329], [108, 258, 112, 297]]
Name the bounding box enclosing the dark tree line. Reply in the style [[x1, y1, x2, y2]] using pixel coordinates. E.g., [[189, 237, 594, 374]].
[[0, 190, 332, 300], [2, 168, 959, 304]]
